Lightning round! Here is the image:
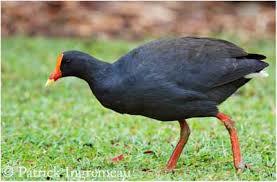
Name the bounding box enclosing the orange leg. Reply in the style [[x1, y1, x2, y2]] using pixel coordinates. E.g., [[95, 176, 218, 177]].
[[166, 119, 190, 171], [216, 112, 248, 171]]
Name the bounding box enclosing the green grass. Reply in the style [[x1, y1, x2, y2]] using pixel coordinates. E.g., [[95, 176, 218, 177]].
[[1, 36, 275, 180]]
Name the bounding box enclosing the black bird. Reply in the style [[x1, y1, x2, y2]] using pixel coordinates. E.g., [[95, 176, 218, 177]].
[[46, 37, 268, 171]]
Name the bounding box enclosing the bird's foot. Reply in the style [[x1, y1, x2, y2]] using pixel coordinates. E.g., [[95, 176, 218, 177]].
[[165, 168, 174, 172], [165, 164, 176, 172], [236, 161, 251, 173]]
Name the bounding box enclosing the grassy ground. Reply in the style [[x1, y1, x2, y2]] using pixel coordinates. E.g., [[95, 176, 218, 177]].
[[2, 36, 275, 180]]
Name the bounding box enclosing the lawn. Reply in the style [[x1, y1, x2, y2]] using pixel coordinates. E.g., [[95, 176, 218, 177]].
[[1, 36, 275, 180]]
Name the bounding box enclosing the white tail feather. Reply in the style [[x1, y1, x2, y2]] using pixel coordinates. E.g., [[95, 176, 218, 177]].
[[244, 70, 269, 79]]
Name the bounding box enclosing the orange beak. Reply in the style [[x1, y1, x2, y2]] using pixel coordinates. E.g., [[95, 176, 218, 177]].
[[45, 54, 63, 87]]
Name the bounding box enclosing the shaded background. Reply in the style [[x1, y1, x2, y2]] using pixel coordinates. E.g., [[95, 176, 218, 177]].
[[2, 1, 275, 40]]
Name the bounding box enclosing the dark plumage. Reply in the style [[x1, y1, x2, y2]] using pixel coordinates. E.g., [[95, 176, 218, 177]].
[[46, 37, 268, 171], [58, 37, 268, 120]]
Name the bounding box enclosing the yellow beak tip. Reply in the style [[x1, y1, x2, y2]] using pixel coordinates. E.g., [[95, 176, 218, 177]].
[[45, 79, 55, 87]]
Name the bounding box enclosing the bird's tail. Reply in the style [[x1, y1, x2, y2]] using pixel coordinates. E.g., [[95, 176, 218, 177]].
[[240, 53, 269, 79]]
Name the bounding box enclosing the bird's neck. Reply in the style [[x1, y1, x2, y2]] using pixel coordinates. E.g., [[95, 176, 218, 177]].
[[81, 58, 109, 82], [81, 57, 111, 86]]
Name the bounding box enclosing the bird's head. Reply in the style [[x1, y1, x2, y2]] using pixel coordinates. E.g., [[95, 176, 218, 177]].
[[45, 50, 93, 86]]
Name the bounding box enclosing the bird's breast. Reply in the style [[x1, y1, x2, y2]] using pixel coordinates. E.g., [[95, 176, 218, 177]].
[[93, 82, 128, 114]]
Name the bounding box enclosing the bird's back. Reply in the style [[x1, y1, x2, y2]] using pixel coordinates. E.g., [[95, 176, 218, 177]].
[[100, 37, 268, 120]]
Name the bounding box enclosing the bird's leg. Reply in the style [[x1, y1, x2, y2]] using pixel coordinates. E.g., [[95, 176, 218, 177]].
[[166, 119, 190, 171], [216, 112, 248, 172]]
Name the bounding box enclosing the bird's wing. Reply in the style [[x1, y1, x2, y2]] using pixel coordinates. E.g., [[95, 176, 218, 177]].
[[204, 57, 268, 88], [115, 37, 268, 90]]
